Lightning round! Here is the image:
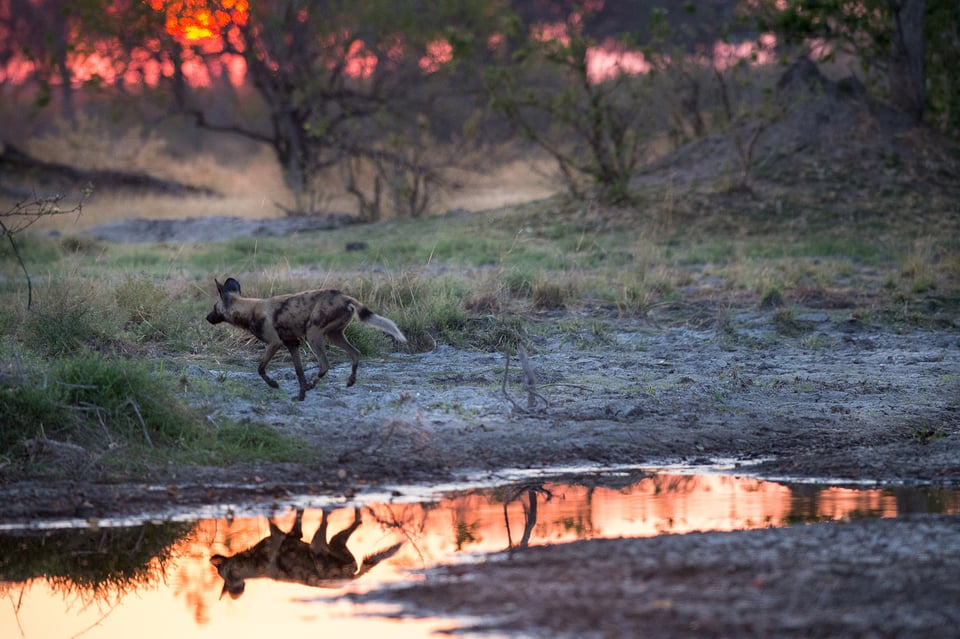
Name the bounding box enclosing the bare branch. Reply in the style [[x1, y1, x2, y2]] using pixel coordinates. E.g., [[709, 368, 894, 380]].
[[501, 346, 549, 415], [2, 190, 86, 310]]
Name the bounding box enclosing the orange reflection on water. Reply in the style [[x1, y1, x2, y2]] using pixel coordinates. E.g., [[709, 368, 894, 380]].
[[2, 474, 957, 639]]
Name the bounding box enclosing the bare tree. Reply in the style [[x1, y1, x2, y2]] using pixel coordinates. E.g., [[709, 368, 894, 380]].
[[486, 9, 655, 204], [182, 0, 502, 214], [754, 0, 931, 123]]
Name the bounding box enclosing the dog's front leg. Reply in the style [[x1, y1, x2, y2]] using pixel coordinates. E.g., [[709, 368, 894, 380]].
[[286, 343, 315, 401], [258, 343, 282, 389]]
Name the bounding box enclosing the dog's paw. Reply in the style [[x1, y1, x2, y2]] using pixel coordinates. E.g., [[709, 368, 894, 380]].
[[266, 379, 280, 389]]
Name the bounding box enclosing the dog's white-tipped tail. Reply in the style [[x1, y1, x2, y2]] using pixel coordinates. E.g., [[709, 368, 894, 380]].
[[364, 313, 407, 343]]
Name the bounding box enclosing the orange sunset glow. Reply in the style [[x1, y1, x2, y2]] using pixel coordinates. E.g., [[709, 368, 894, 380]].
[[149, 0, 249, 42], [0, 0, 783, 94], [2, 474, 957, 639]]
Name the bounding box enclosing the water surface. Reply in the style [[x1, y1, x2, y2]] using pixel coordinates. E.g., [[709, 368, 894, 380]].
[[2, 469, 957, 638]]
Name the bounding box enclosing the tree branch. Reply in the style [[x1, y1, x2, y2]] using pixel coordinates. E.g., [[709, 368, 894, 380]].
[[2, 190, 85, 310]]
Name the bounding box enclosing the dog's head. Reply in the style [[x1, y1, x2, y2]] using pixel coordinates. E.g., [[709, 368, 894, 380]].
[[210, 554, 246, 599], [206, 277, 242, 324]]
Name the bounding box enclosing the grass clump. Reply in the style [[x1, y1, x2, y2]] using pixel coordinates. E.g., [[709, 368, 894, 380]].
[[15, 279, 114, 356], [0, 349, 307, 472], [531, 275, 568, 311], [112, 275, 193, 346], [341, 271, 467, 350], [0, 383, 63, 449], [759, 285, 785, 309], [52, 351, 203, 449], [207, 422, 304, 463]]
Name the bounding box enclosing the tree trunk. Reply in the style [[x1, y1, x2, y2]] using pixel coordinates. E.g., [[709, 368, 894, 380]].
[[888, 0, 926, 122], [51, 2, 73, 121]]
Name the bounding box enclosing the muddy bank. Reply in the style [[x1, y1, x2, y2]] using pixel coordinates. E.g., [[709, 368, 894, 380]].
[[356, 514, 960, 638], [184, 306, 959, 487]]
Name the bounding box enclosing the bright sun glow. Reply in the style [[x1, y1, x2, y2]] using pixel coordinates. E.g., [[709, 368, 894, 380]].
[[148, 0, 249, 42], [1, 1, 783, 93]]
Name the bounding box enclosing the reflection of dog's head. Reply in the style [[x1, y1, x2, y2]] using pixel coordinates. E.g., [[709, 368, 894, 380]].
[[206, 277, 242, 324], [210, 554, 246, 599]]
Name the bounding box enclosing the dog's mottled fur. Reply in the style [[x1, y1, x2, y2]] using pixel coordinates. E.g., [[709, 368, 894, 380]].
[[206, 277, 406, 400], [210, 508, 403, 599]]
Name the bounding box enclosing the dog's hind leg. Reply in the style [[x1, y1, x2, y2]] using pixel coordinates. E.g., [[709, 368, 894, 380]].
[[326, 329, 361, 387], [326, 508, 363, 566], [258, 343, 282, 389], [305, 326, 331, 385], [285, 341, 314, 401]]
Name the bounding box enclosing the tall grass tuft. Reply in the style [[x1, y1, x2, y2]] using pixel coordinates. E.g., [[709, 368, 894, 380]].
[[344, 270, 467, 351], [24, 302, 105, 357], [0, 382, 64, 449], [52, 352, 203, 448]]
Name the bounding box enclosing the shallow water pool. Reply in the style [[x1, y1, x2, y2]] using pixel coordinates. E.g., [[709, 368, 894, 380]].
[[2, 466, 957, 638]]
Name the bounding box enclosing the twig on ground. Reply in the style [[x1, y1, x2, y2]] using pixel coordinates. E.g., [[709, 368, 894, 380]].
[[502, 345, 549, 414], [126, 397, 153, 448]]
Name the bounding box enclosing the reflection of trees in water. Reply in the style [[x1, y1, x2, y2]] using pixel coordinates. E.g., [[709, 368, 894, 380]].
[[0, 522, 193, 605], [785, 484, 956, 524], [365, 502, 435, 568], [503, 484, 552, 550]]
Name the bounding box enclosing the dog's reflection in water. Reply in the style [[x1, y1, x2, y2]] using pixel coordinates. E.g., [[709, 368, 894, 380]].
[[211, 508, 402, 599]]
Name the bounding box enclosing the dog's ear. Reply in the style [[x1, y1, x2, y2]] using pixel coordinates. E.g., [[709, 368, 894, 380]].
[[223, 277, 242, 296], [216, 277, 241, 305]]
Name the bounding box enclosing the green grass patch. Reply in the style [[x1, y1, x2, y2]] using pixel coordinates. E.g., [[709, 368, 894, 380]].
[[0, 349, 307, 473]]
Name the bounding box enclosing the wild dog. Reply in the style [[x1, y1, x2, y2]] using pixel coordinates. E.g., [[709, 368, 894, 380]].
[[210, 508, 403, 599], [206, 277, 406, 400]]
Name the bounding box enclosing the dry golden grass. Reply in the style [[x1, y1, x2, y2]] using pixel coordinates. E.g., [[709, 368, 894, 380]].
[[8, 115, 557, 234], [11, 152, 557, 235]]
